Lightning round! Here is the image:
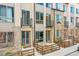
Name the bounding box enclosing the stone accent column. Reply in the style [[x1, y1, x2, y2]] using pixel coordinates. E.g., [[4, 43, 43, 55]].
[[43, 3, 46, 44], [14, 4, 21, 51]]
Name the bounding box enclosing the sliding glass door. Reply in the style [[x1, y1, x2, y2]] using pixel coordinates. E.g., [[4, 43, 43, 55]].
[[22, 31, 30, 48]]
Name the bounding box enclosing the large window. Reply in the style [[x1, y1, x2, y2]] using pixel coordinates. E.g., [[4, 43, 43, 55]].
[[36, 31, 43, 42], [70, 6, 74, 13], [0, 5, 14, 22], [0, 32, 14, 48], [56, 14, 62, 23], [22, 10, 31, 26], [22, 31, 30, 47], [36, 12, 43, 23], [36, 12, 43, 20]]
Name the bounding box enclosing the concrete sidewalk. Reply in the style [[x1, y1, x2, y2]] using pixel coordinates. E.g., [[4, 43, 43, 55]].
[[35, 44, 79, 56]]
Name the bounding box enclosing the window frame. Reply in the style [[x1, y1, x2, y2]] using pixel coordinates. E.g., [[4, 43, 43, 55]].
[[36, 31, 43, 42], [22, 31, 30, 48], [0, 32, 14, 48], [56, 14, 62, 23], [22, 10, 30, 26], [0, 5, 14, 22]]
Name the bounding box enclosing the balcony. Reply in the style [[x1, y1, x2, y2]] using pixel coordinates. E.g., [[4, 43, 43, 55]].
[[64, 21, 69, 28], [76, 23, 79, 28], [21, 18, 32, 27], [46, 20, 52, 28]]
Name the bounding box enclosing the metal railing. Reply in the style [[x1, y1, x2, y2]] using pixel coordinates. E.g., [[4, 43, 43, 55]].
[[21, 18, 32, 27]]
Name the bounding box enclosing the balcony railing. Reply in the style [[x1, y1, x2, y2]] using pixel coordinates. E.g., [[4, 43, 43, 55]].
[[21, 18, 32, 27], [64, 21, 69, 28], [36, 20, 43, 24], [76, 23, 79, 28], [46, 20, 52, 27], [0, 16, 14, 23]]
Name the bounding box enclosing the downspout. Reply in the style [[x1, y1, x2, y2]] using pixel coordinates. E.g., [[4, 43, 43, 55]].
[[34, 3, 36, 47], [54, 10, 56, 43]]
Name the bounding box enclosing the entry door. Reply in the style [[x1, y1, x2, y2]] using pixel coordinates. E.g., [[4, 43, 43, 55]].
[[22, 31, 30, 46], [46, 31, 51, 42]]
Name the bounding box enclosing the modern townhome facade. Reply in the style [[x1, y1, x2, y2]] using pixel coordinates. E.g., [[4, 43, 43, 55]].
[[0, 3, 34, 55], [63, 3, 79, 48], [51, 3, 64, 46], [0, 3, 79, 56]]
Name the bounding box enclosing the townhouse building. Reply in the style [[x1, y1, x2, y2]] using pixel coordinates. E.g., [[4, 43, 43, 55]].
[[63, 3, 79, 48], [0, 3, 34, 55], [51, 3, 64, 46], [0, 3, 79, 55]]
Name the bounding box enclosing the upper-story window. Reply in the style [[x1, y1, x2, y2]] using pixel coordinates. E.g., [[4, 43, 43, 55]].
[[46, 14, 51, 20], [46, 3, 51, 8], [0, 5, 14, 22], [70, 6, 74, 13], [56, 14, 62, 24], [22, 10, 31, 26], [36, 12, 43, 23], [76, 8, 79, 14], [63, 5, 67, 12], [46, 14, 52, 27], [56, 3, 62, 10]]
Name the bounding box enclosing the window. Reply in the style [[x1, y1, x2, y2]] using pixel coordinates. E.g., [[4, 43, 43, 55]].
[[36, 12, 44, 23], [7, 32, 14, 42], [46, 14, 51, 26], [64, 29, 67, 39], [22, 10, 30, 26], [40, 13, 43, 20], [22, 31, 30, 46], [0, 32, 14, 48], [46, 14, 51, 20], [56, 3, 62, 10], [36, 31, 43, 42], [56, 14, 62, 23], [70, 6, 74, 13], [46, 3, 51, 8], [36, 12, 43, 20], [71, 17, 74, 24], [46, 31, 50, 42], [36, 12, 39, 20], [56, 30, 61, 37], [64, 16, 68, 28], [0, 5, 14, 22], [76, 8, 79, 14], [63, 5, 66, 12]]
